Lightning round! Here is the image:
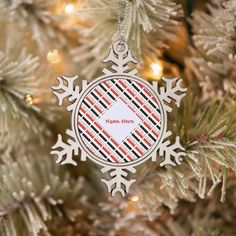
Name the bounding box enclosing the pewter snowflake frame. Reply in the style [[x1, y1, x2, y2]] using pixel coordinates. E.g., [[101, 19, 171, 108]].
[[51, 40, 187, 196]]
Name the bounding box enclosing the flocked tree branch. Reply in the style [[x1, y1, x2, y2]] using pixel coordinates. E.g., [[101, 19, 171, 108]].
[[0, 0, 71, 51], [71, 0, 183, 80], [185, 0, 236, 101], [0, 149, 85, 236]]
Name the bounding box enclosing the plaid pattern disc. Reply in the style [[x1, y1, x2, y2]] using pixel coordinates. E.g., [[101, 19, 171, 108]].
[[77, 78, 162, 164]]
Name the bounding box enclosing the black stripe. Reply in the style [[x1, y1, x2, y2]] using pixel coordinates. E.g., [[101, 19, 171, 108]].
[[140, 125, 156, 141], [91, 92, 107, 109], [80, 116, 90, 126], [123, 142, 140, 158], [83, 101, 99, 117], [81, 133, 99, 150], [123, 91, 132, 100], [107, 142, 114, 150], [131, 133, 148, 150], [132, 100, 140, 108], [114, 150, 128, 162], [127, 80, 160, 113], [80, 132, 90, 142], [149, 100, 161, 113], [111, 80, 123, 91], [79, 113, 93, 127], [99, 84, 115, 100], [148, 116, 160, 128], [98, 150, 110, 160]]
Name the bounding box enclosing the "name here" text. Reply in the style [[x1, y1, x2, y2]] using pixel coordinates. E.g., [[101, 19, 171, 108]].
[[105, 119, 134, 124]]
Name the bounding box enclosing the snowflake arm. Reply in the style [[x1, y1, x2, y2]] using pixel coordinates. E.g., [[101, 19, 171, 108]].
[[51, 129, 80, 166], [102, 40, 138, 75], [101, 166, 136, 197], [158, 131, 186, 166], [157, 77, 187, 112], [52, 75, 80, 111]]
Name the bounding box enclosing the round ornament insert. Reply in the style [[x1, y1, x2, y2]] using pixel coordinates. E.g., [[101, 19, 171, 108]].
[[74, 75, 165, 167]]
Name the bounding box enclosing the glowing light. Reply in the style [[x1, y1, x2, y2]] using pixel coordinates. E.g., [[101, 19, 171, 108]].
[[64, 4, 75, 13], [151, 61, 163, 78], [47, 50, 61, 64], [24, 94, 34, 106], [130, 195, 139, 202]]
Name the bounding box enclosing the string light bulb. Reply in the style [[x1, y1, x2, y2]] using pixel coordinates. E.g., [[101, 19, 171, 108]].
[[64, 4, 75, 13], [130, 195, 139, 202], [47, 50, 61, 64], [24, 94, 34, 106], [150, 61, 163, 79]]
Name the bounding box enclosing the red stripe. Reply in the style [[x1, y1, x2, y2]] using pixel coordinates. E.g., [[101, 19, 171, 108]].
[[93, 122, 102, 130], [118, 146, 133, 161], [127, 88, 135, 96], [142, 104, 160, 123], [80, 108, 93, 123], [86, 113, 94, 123], [103, 97, 111, 105], [118, 80, 127, 88], [103, 81, 119, 96], [137, 83, 156, 102], [152, 114, 160, 122], [135, 130, 152, 147], [103, 81, 111, 88], [127, 138, 143, 155], [102, 147, 118, 163], [94, 88, 102, 97], [86, 97, 102, 114], [79, 123, 93, 138], [79, 122, 86, 130], [118, 81, 138, 99], [143, 121, 159, 137], [136, 97, 144, 106], [94, 88, 111, 106], [80, 107, 87, 116], [143, 105, 151, 113], [81, 107, 95, 121], [118, 80, 131, 95]]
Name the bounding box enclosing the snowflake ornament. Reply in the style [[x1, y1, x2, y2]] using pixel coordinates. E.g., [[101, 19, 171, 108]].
[[51, 40, 187, 196]]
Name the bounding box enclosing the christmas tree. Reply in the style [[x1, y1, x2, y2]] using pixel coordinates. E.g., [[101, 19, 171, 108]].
[[0, 0, 236, 235]]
